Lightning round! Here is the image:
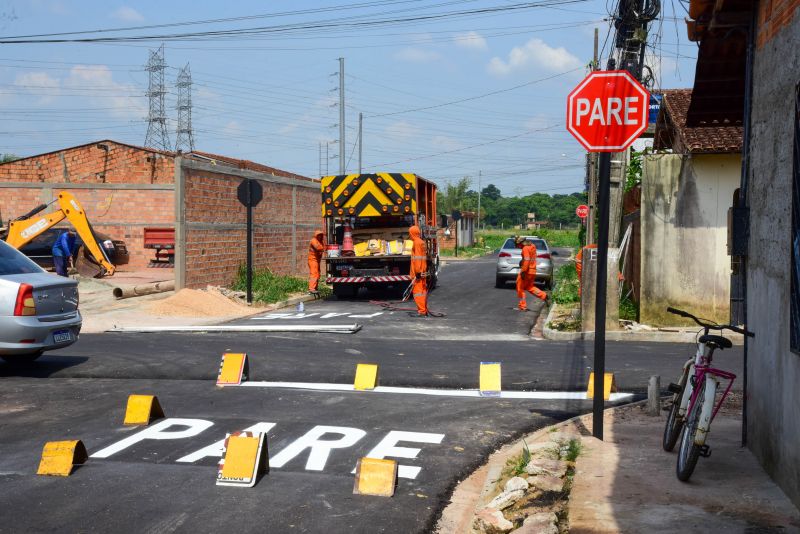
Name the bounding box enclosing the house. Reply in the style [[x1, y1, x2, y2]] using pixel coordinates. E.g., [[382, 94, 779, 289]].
[[0, 140, 319, 289], [638, 89, 743, 325], [684, 0, 800, 507], [438, 211, 476, 249]]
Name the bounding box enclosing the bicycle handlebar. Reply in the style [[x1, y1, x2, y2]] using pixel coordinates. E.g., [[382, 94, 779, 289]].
[[666, 307, 755, 338]]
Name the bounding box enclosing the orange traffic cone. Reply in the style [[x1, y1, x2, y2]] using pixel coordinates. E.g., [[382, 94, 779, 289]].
[[342, 223, 355, 256]]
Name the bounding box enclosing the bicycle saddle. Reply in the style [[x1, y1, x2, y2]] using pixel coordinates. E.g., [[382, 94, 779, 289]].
[[699, 334, 733, 350]]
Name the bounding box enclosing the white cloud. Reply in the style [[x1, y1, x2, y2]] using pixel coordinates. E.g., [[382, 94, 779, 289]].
[[430, 135, 463, 152], [223, 120, 243, 137], [488, 38, 581, 76], [65, 65, 145, 119], [14, 71, 60, 104], [384, 121, 418, 141], [454, 31, 488, 51], [394, 47, 442, 63], [111, 6, 144, 22]]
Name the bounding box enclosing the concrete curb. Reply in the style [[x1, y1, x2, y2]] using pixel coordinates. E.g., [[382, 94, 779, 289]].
[[541, 304, 744, 344]]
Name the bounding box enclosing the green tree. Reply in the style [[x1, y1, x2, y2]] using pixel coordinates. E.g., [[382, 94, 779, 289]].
[[481, 183, 501, 201], [0, 154, 19, 163]]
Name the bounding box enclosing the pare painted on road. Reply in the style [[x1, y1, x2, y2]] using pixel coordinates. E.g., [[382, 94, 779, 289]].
[[90, 418, 444, 480], [252, 311, 385, 320]]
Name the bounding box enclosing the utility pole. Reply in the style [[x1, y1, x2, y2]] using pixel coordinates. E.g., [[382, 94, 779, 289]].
[[319, 142, 322, 177], [358, 112, 363, 174], [477, 170, 482, 231], [325, 143, 330, 176], [338, 57, 345, 175]]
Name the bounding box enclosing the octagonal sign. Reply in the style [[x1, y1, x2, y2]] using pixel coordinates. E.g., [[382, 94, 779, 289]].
[[566, 70, 650, 152]]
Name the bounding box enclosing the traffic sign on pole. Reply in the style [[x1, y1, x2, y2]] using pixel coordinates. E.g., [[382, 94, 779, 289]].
[[566, 70, 650, 152], [566, 71, 649, 441], [576, 205, 589, 219]]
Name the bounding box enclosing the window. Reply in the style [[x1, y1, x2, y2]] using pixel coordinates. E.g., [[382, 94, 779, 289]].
[[0, 241, 44, 275], [792, 83, 800, 353]]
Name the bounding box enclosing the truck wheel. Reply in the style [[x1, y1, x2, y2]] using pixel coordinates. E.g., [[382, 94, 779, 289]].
[[333, 285, 357, 299]]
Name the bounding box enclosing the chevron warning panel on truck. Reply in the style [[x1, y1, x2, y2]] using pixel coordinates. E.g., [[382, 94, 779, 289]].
[[321, 173, 439, 298], [321, 173, 417, 218]]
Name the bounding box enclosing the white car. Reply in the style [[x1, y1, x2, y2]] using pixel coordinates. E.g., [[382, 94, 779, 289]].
[[495, 236, 555, 289], [0, 240, 81, 363]]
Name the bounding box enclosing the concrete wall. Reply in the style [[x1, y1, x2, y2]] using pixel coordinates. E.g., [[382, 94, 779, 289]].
[[640, 152, 740, 325], [746, 4, 800, 507], [0, 142, 175, 269], [177, 159, 320, 289]]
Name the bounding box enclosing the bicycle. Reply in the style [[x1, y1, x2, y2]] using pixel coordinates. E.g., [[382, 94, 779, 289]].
[[660, 307, 754, 481]]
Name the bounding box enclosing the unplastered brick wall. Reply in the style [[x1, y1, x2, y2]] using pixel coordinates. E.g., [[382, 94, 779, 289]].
[[182, 164, 320, 289], [0, 140, 177, 270]]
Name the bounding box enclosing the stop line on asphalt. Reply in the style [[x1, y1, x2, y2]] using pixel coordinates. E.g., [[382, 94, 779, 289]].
[[250, 311, 386, 320]]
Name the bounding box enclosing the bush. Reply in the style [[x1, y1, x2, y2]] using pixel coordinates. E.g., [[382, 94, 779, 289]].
[[232, 265, 321, 303], [553, 263, 580, 305], [620, 294, 639, 321]]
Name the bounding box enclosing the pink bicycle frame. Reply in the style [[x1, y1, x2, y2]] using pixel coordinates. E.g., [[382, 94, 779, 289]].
[[687, 360, 737, 422]]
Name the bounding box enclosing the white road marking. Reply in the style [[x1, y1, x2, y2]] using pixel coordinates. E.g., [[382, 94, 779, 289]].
[[108, 324, 362, 333], [251, 311, 384, 320], [240, 381, 634, 401]]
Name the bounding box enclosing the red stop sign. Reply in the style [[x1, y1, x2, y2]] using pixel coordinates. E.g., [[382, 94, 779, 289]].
[[566, 71, 650, 152], [576, 205, 589, 218]]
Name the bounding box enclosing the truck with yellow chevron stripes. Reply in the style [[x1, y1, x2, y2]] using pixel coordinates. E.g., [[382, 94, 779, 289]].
[[321, 173, 439, 297]]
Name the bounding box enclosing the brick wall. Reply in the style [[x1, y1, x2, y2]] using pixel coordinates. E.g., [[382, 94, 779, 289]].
[[0, 141, 176, 270], [758, 0, 800, 46], [181, 163, 320, 289]]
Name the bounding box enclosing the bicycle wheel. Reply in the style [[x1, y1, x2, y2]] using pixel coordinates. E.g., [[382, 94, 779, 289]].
[[676, 379, 705, 481], [662, 366, 690, 451]]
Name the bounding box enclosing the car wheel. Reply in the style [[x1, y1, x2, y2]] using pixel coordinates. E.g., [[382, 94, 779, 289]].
[[495, 276, 505, 288], [1, 351, 44, 364]]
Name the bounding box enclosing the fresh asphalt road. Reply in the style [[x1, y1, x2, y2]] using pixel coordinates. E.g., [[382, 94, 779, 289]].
[[0, 250, 743, 533]]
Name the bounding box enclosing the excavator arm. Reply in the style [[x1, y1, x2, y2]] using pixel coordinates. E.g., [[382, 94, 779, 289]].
[[4, 191, 115, 277]]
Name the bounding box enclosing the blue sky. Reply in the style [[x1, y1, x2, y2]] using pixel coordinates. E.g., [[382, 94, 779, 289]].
[[0, 0, 697, 195]]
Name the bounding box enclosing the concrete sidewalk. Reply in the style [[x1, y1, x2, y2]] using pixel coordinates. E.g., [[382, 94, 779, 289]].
[[570, 403, 800, 533]]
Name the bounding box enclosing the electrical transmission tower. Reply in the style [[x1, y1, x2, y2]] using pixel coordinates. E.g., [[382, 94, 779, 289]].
[[144, 44, 171, 151], [175, 62, 195, 152]]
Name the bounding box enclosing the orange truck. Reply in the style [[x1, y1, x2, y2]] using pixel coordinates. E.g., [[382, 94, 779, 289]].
[[321, 173, 439, 297]]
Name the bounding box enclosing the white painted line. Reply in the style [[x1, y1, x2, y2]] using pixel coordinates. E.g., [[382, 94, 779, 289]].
[[239, 381, 634, 401], [108, 324, 362, 334]]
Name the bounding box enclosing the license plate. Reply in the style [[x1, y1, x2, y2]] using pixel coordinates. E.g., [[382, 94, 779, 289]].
[[53, 330, 72, 343]]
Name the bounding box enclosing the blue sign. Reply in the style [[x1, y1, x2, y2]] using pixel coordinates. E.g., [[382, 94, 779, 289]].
[[648, 94, 663, 124]]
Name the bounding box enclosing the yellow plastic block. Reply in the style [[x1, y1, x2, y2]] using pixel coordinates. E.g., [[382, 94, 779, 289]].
[[37, 440, 87, 477], [123, 394, 165, 426], [216, 353, 249, 386], [586, 372, 617, 400], [216, 432, 268, 488], [479, 362, 502, 397], [354, 363, 379, 391], [353, 457, 397, 497]]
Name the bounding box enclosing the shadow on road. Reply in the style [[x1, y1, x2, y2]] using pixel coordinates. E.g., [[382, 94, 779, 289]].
[[0, 355, 89, 378]]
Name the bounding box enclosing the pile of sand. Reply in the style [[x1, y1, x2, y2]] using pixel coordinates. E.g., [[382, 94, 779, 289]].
[[148, 288, 251, 317]]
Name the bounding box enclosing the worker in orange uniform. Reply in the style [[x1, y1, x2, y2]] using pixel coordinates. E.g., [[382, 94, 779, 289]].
[[515, 236, 548, 311], [575, 243, 597, 297], [408, 225, 429, 317], [308, 230, 325, 295]]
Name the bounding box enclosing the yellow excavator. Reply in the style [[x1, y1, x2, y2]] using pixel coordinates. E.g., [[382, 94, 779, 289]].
[[1, 191, 115, 278]]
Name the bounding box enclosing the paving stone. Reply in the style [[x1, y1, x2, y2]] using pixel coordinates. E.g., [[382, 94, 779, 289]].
[[515, 512, 558, 534], [504, 476, 529, 493], [486, 489, 525, 511], [527, 474, 564, 493], [524, 458, 568, 478], [473, 508, 514, 534]]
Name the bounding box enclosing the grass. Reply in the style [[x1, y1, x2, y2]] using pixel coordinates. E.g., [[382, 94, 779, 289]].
[[552, 263, 580, 305], [619, 294, 639, 321], [563, 438, 582, 462], [503, 440, 532, 478], [478, 228, 580, 249], [232, 265, 330, 303]]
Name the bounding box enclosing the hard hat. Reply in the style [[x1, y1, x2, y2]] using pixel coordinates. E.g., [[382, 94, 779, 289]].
[[514, 235, 526, 245]]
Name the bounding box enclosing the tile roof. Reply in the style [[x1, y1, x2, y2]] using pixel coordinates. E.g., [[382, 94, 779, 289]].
[[654, 89, 742, 154]]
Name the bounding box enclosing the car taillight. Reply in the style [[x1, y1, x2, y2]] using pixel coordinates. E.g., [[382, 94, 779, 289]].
[[14, 284, 36, 316], [498, 252, 512, 258], [341, 269, 349, 276], [537, 253, 551, 259]]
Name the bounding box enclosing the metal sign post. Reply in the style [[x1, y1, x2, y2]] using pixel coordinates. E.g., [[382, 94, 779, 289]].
[[237, 179, 263, 304], [566, 70, 649, 440]]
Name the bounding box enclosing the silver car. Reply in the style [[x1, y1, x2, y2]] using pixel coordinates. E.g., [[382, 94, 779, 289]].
[[495, 236, 555, 289], [0, 240, 81, 363]]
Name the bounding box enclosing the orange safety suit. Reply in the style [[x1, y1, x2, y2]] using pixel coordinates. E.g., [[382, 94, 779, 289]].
[[408, 225, 429, 316], [516, 242, 547, 311], [308, 230, 325, 292], [575, 244, 597, 297]]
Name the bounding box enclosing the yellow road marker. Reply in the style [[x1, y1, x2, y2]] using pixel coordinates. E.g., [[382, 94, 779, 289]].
[[354, 363, 379, 391], [353, 457, 397, 497], [123, 394, 165, 425], [586, 372, 617, 400], [216, 431, 268, 488], [216, 353, 249, 386], [37, 440, 88, 476], [479, 362, 502, 397]]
